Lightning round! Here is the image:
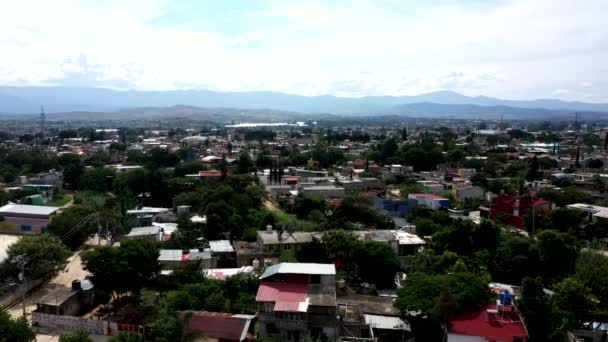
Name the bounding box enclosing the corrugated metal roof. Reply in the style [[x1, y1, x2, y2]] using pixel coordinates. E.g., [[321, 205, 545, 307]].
[[0, 204, 60, 216], [209, 240, 234, 253], [260, 262, 335, 279], [256, 283, 307, 302]]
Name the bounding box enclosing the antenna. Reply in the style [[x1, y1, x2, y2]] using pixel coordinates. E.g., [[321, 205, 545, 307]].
[[40, 105, 46, 138]]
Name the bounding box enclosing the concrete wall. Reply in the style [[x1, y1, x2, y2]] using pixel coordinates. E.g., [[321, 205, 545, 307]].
[[32, 312, 119, 335]]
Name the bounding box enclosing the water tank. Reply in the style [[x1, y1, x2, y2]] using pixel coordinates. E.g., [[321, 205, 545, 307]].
[[266, 224, 273, 233], [500, 290, 512, 306], [176, 206, 191, 214], [72, 280, 82, 291], [252, 259, 260, 269]]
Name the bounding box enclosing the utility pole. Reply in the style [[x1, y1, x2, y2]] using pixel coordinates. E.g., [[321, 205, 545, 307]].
[[16, 255, 27, 317]]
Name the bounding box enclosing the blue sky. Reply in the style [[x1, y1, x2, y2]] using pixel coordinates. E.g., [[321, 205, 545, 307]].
[[1, 0, 607, 102]]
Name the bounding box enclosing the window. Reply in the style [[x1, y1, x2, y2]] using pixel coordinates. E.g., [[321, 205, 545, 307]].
[[311, 275, 321, 284], [283, 244, 292, 251], [20, 225, 32, 232]]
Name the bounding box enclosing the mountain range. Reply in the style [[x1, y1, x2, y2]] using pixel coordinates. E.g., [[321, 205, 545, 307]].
[[0, 86, 607, 118]]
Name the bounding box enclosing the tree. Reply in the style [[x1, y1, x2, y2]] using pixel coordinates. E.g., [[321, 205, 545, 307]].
[[0, 309, 35, 342], [574, 251, 608, 307], [546, 207, 584, 234], [553, 277, 595, 329], [3, 235, 70, 279], [536, 230, 578, 284], [46, 206, 97, 249], [395, 271, 489, 341], [296, 238, 330, 263], [82, 239, 159, 300], [59, 331, 93, 342], [354, 241, 401, 289], [78, 167, 115, 192], [518, 277, 555, 342]]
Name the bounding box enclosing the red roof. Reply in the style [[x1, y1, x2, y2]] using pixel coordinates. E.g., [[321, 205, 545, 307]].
[[199, 170, 222, 177], [256, 282, 308, 312], [256, 282, 307, 302], [184, 311, 252, 341], [274, 300, 302, 312], [448, 304, 528, 341]]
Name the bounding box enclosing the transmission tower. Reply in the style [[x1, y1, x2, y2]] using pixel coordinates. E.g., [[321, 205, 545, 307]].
[[39, 105, 46, 138]]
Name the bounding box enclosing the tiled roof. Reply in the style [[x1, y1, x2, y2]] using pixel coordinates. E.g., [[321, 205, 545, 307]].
[[448, 304, 528, 341]]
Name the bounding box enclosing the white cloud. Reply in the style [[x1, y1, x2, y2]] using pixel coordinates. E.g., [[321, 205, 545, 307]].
[[0, 0, 607, 102]]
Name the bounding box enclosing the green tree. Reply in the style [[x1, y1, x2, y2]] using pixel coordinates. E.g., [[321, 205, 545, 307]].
[[46, 206, 98, 250], [82, 239, 160, 300], [3, 235, 70, 279], [553, 277, 596, 329], [574, 250, 608, 307], [354, 241, 401, 289], [537, 230, 578, 284], [525, 156, 540, 181], [546, 207, 584, 234], [0, 309, 35, 342], [518, 277, 555, 342], [59, 331, 93, 342]]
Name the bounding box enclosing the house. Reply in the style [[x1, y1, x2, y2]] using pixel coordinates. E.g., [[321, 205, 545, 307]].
[[408, 193, 450, 210], [256, 263, 338, 341], [208, 240, 236, 268], [453, 185, 485, 203], [447, 293, 528, 342], [233, 240, 278, 267], [566, 203, 608, 224], [181, 311, 255, 342], [158, 249, 213, 270], [125, 223, 177, 241], [257, 228, 319, 255], [480, 194, 551, 229], [34, 280, 94, 316], [0, 204, 60, 235], [339, 177, 382, 192], [353, 230, 425, 256], [372, 194, 418, 218], [127, 207, 171, 226], [299, 185, 345, 199], [337, 294, 411, 342]]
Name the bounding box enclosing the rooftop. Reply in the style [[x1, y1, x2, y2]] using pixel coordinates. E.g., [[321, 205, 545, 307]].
[[36, 286, 78, 306], [181, 311, 254, 341], [209, 240, 235, 253], [448, 303, 528, 341], [260, 262, 336, 279], [126, 207, 170, 215], [408, 193, 448, 200], [0, 203, 60, 216], [257, 230, 319, 245], [126, 226, 161, 237]]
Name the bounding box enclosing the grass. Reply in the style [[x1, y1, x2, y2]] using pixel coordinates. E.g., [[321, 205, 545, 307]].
[[47, 194, 72, 207]]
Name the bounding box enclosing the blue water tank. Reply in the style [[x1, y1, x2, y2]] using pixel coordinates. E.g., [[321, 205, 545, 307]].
[[500, 290, 512, 306]]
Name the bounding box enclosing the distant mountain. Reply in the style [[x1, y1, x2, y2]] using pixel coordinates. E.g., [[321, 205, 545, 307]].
[[0, 86, 607, 116]]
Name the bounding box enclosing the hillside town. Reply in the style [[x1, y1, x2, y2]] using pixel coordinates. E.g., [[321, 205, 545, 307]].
[[0, 118, 606, 342]]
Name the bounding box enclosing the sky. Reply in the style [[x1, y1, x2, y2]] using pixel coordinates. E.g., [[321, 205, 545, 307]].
[[1, 0, 607, 102]]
